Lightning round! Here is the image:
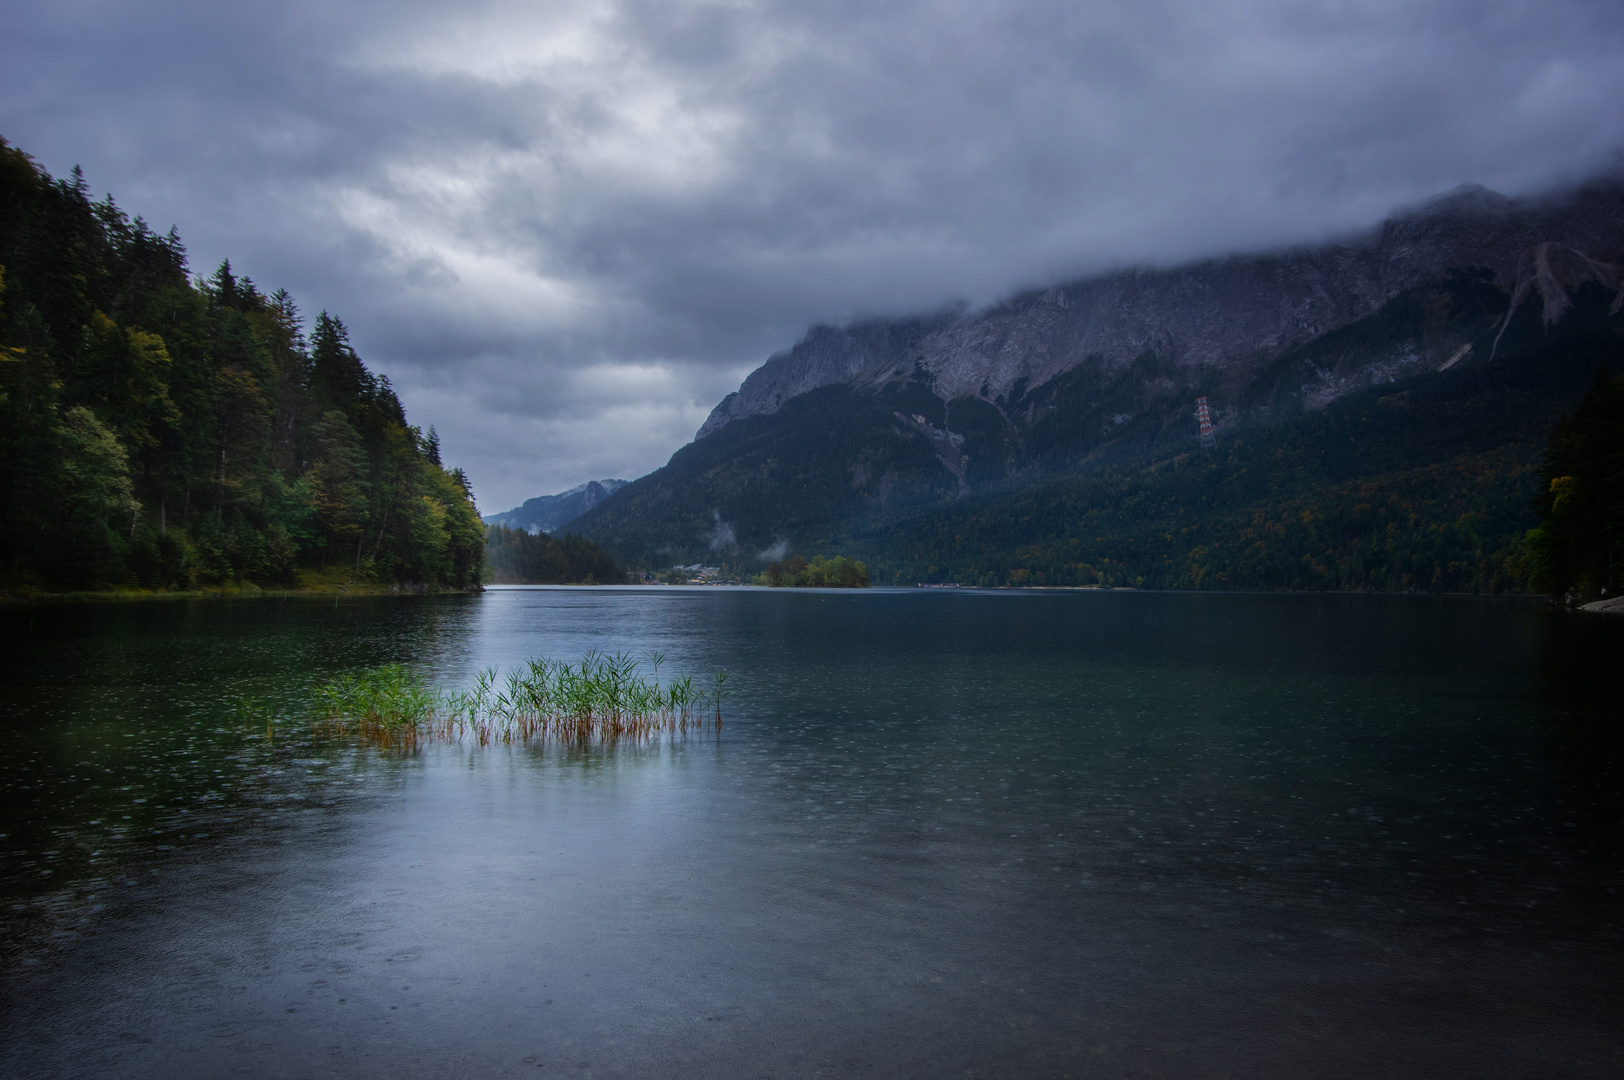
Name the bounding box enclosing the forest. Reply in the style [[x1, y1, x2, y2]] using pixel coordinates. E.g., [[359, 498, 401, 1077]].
[[0, 137, 485, 594], [485, 525, 624, 585], [1524, 369, 1624, 602], [757, 554, 870, 587]]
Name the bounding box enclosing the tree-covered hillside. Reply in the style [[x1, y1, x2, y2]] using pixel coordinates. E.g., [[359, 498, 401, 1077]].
[[0, 138, 484, 593]]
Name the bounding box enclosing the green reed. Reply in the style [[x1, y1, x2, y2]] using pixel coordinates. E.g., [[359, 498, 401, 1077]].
[[313, 651, 726, 749]]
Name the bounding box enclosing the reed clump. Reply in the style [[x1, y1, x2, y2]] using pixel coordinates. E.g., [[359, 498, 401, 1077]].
[[314, 651, 728, 749]]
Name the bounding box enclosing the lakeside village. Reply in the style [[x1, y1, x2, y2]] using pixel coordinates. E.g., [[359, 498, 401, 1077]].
[[643, 563, 732, 585], [639, 553, 873, 588]]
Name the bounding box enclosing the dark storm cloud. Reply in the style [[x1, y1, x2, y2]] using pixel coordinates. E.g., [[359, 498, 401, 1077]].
[[6, 0, 1624, 509]]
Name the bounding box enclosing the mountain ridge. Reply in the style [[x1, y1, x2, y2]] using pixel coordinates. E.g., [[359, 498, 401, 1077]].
[[696, 177, 1624, 441], [484, 479, 628, 534]]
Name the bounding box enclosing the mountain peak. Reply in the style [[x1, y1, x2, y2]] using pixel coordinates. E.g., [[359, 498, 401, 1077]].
[[484, 479, 629, 534], [1409, 182, 1513, 217]]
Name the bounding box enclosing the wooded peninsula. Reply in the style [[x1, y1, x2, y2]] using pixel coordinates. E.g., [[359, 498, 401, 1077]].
[[0, 138, 488, 596]]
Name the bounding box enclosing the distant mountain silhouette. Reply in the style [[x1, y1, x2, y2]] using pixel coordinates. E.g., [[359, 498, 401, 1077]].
[[483, 479, 628, 534]]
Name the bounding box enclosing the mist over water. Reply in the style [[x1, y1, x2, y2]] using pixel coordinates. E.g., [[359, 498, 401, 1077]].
[[2, 589, 1620, 1078]]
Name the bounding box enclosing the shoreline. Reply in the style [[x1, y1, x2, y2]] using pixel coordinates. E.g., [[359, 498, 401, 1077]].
[[0, 581, 484, 604], [0, 581, 1573, 605]]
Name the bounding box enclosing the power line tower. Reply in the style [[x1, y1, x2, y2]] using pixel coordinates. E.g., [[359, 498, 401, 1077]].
[[1195, 396, 1216, 448]]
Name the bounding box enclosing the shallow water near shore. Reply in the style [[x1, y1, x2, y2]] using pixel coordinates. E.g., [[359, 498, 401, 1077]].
[[2, 587, 1620, 1078]]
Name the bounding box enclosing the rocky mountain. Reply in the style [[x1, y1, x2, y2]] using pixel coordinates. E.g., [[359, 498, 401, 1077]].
[[575, 176, 1624, 591], [483, 479, 628, 534], [698, 181, 1624, 441]]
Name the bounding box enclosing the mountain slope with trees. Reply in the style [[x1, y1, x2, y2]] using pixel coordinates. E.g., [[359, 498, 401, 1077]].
[[574, 180, 1624, 592], [0, 137, 484, 594]]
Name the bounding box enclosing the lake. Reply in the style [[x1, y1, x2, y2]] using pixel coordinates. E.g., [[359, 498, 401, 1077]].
[[1, 587, 1620, 1078]]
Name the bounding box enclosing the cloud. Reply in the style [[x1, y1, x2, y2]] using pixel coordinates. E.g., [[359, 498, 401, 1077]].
[[757, 538, 791, 562], [703, 511, 737, 552], [5, 0, 1624, 509]]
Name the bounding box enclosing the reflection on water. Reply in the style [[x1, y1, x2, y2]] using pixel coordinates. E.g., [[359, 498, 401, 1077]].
[[1, 589, 1620, 1078]]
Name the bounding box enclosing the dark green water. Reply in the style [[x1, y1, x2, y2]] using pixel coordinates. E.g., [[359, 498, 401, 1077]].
[[1, 588, 1620, 1078]]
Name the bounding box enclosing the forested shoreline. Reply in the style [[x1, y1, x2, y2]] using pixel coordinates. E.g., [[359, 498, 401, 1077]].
[[757, 555, 869, 587], [0, 138, 485, 595], [485, 525, 624, 585]]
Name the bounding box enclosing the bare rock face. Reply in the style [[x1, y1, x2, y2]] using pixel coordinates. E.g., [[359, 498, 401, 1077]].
[[894, 412, 968, 496], [1494, 242, 1623, 343], [696, 179, 1624, 440], [695, 316, 950, 439]]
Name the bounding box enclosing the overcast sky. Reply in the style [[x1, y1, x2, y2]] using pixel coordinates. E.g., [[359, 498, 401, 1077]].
[[5, 0, 1623, 511]]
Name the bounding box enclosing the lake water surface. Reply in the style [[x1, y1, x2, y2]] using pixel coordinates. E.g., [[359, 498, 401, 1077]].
[[1, 588, 1620, 1078]]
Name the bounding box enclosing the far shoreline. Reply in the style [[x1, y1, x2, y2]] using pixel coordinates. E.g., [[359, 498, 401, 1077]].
[[0, 582, 484, 604], [0, 581, 1569, 606]]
